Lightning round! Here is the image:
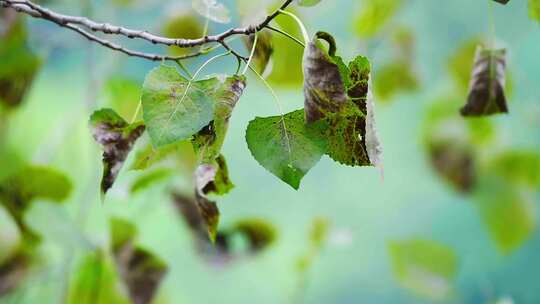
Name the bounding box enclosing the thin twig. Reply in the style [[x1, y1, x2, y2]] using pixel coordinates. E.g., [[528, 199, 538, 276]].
[[0, 0, 294, 49], [0, 2, 206, 62]]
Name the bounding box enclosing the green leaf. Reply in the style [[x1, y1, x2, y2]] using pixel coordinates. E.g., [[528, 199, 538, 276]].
[[353, 0, 402, 38], [0, 165, 72, 242], [243, 31, 273, 75], [461, 47, 508, 116], [0, 12, 42, 111], [130, 168, 173, 194], [388, 239, 458, 300], [374, 60, 418, 101], [245, 109, 327, 189], [103, 77, 141, 120], [297, 0, 322, 7], [486, 150, 540, 189], [530, 0, 540, 21], [131, 141, 196, 171], [303, 32, 383, 168], [192, 0, 231, 24], [89, 108, 145, 195], [67, 251, 131, 304], [267, 9, 305, 87], [474, 178, 537, 254], [162, 11, 204, 56]]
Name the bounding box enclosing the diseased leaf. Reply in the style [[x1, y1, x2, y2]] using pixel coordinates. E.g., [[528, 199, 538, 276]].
[[246, 109, 327, 189], [109, 218, 168, 304], [0, 206, 20, 265], [428, 141, 476, 193], [141, 65, 214, 147], [461, 47, 508, 116], [110, 217, 137, 252], [67, 251, 130, 304], [229, 218, 277, 252], [162, 11, 204, 56], [89, 108, 145, 195], [192, 0, 231, 24], [448, 38, 483, 91], [0, 11, 41, 111], [243, 31, 274, 75], [0, 251, 30, 297], [354, 0, 402, 38], [192, 75, 246, 164], [172, 192, 219, 242], [474, 177, 537, 254], [303, 32, 382, 168], [388, 239, 457, 300], [195, 154, 234, 197]]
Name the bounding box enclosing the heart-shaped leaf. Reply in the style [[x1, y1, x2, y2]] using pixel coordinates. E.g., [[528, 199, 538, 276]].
[[460, 47, 508, 116], [246, 109, 327, 189], [89, 108, 145, 195], [141, 65, 215, 147]]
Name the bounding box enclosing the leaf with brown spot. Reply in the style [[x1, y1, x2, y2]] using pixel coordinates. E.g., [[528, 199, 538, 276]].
[[461, 47, 508, 116], [109, 218, 167, 304], [303, 31, 383, 168], [89, 108, 145, 195]]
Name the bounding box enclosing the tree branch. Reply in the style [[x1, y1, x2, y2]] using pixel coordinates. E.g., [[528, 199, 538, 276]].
[[0, 0, 294, 51]]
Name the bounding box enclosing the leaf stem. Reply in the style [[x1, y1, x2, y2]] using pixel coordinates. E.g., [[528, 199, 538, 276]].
[[130, 100, 142, 124], [278, 9, 310, 44], [175, 60, 193, 78], [246, 63, 293, 165], [266, 25, 305, 47], [242, 32, 259, 75]]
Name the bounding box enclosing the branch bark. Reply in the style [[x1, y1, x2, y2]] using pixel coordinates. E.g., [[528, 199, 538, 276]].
[[0, 0, 294, 62]]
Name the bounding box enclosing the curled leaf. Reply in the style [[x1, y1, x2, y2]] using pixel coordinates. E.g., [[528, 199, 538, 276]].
[[89, 108, 145, 195], [461, 47, 508, 116], [245, 109, 327, 189], [303, 31, 383, 167], [173, 193, 219, 243], [192, 0, 231, 24]]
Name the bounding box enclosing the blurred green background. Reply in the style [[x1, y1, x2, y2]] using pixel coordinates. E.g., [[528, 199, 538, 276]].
[[1, 0, 540, 303]]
